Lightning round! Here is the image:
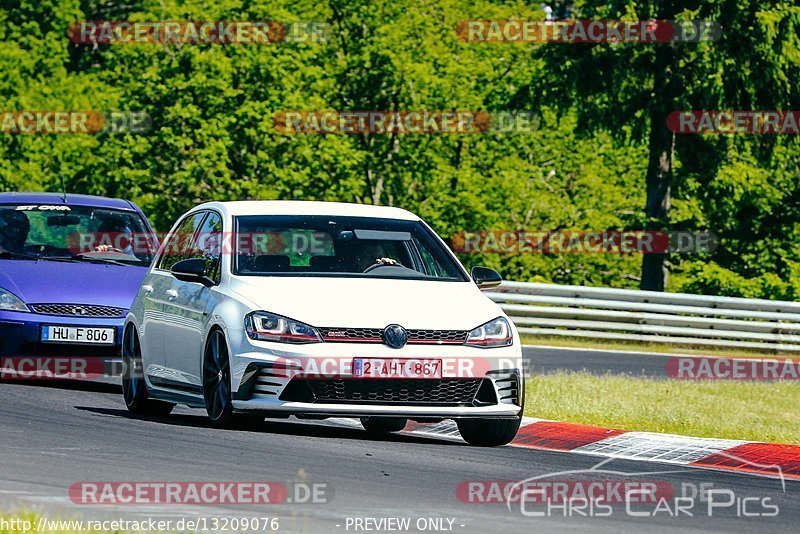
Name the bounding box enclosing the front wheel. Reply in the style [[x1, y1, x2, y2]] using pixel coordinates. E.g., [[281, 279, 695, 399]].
[[360, 417, 407, 435], [456, 416, 521, 447], [203, 330, 236, 427], [121, 327, 174, 416], [203, 330, 262, 429]]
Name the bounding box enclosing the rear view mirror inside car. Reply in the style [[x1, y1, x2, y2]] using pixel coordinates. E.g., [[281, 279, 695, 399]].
[[46, 214, 81, 226]]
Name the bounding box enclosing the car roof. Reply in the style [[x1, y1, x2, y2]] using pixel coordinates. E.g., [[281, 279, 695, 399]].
[[194, 201, 420, 221], [0, 192, 136, 210]]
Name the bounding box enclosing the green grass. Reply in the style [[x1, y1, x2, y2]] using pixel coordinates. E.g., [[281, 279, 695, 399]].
[[523, 371, 800, 445], [521, 334, 796, 359]]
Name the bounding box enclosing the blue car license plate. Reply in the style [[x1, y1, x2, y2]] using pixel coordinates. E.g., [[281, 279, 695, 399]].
[[41, 326, 115, 345]]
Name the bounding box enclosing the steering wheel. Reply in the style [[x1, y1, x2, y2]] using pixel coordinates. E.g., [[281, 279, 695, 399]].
[[363, 262, 391, 273]]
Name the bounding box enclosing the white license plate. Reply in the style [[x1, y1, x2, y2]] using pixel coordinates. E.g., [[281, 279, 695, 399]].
[[353, 358, 442, 379], [41, 326, 115, 345]]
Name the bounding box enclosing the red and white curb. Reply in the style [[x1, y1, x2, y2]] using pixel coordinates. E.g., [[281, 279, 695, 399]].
[[325, 417, 800, 482]]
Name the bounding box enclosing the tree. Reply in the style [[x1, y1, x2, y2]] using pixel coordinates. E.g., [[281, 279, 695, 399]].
[[529, 0, 800, 290]]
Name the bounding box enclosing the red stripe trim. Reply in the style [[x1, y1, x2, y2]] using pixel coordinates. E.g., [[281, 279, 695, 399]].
[[691, 443, 800, 480], [322, 337, 382, 343]]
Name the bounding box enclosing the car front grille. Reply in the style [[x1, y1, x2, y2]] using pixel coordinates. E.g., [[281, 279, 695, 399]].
[[282, 378, 485, 405], [30, 304, 125, 318], [318, 327, 467, 345]]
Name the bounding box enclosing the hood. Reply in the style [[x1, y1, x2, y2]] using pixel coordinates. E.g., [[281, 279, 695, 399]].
[[229, 276, 504, 330], [0, 259, 148, 309]]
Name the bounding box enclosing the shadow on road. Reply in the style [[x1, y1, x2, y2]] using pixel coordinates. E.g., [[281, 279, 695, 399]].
[[75, 405, 458, 446]]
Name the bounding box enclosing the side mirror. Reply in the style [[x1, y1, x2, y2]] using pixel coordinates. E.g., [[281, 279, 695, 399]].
[[171, 258, 215, 287], [471, 266, 502, 290]]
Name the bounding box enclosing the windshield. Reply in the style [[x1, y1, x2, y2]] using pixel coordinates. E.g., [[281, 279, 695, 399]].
[[233, 215, 467, 281], [0, 203, 155, 265]]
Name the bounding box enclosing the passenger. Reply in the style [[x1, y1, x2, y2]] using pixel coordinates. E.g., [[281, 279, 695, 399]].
[[0, 209, 30, 253]]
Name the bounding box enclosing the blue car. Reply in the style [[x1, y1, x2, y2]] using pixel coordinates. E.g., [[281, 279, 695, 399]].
[[0, 192, 157, 378]]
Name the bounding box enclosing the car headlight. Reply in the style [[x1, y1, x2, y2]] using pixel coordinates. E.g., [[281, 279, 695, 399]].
[[465, 317, 512, 348], [245, 311, 321, 344], [0, 288, 28, 312]]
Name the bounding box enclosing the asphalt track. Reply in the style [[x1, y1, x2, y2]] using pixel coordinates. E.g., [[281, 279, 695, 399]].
[[524, 345, 674, 377], [1, 348, 797, 533]]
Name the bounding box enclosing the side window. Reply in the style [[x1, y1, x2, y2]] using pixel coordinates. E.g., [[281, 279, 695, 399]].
[[414, 236, 450, 277], [157, 212, 207, 271], [195, 212, 223, 283]]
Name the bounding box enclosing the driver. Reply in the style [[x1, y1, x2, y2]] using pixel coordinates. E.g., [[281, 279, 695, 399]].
[[0, 209, 30, 253], [94, 217, 135, 255], [355, 242, 402, 271]]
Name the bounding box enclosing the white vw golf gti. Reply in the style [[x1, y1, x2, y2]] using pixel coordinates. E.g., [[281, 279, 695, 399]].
[[123, 201, 524, 446]]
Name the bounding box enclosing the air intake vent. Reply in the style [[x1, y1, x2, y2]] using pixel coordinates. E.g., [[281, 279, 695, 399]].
[[318, 327, 467, 344], [282, 378, 485, 405], [31, 304, 125, 318]]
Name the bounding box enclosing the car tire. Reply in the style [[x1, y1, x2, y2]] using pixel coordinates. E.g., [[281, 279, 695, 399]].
[[360, 417, 407, 435], [202, 330, 261, 429], [456, 416, 521, 447], [122, 326, 174, 417]]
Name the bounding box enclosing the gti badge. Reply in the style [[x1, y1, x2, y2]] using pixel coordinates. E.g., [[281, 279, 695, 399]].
[[382, 324, 409, 349]]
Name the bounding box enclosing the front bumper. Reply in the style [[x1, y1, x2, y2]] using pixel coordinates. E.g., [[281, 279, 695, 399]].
[[229, 342, 525, 419], [0, 310, 124, 374], [234, 400, 522, 419]]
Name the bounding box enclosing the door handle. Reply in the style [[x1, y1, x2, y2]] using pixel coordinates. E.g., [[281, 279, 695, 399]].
[[165, 289, 178, 300], [141, 285, 153, 294]]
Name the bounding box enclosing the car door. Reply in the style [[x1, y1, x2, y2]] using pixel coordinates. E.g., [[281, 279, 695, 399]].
[[144, 211, 208, 386], [161, 210, 223, 392]]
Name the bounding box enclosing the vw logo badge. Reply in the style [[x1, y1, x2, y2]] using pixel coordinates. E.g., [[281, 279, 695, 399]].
[[72, 307, 85, 316], [382, 324, 409, 349]]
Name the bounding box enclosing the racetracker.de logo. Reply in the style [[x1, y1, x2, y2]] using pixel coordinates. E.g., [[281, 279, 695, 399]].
[[68, 21, 329, 45], [668, 111, 800, 134], [0, 357, 108, 380], [457, 479, 675, 504], [450, 231, 717, 254], [456, 20, 721, 43], [273, 111, 538, 135], [0, 111, 151, 134], [667, 357, 800, 380], [69, 482, 287, 505]]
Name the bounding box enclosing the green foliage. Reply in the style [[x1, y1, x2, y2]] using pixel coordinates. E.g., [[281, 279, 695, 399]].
[[0, 0, 798, 297]]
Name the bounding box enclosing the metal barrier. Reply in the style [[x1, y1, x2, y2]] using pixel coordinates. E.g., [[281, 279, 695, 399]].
[[487, 281, 800, 351]]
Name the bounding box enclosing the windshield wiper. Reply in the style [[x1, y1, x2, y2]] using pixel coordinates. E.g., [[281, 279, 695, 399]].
[[47, 254, 132, 267], [0, 250, 42, 261]]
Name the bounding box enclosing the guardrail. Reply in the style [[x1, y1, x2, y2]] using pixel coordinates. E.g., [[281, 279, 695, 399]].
[[487, 281, 800, 351]]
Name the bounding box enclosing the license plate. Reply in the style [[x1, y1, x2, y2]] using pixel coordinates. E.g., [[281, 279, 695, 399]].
[[41, 326, 115, 345], [353, 358, 442, 379]]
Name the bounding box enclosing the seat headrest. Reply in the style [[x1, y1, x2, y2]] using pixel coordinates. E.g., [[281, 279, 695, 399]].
[[253, 255, 290, 272], [309, 255, 338, 272]]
